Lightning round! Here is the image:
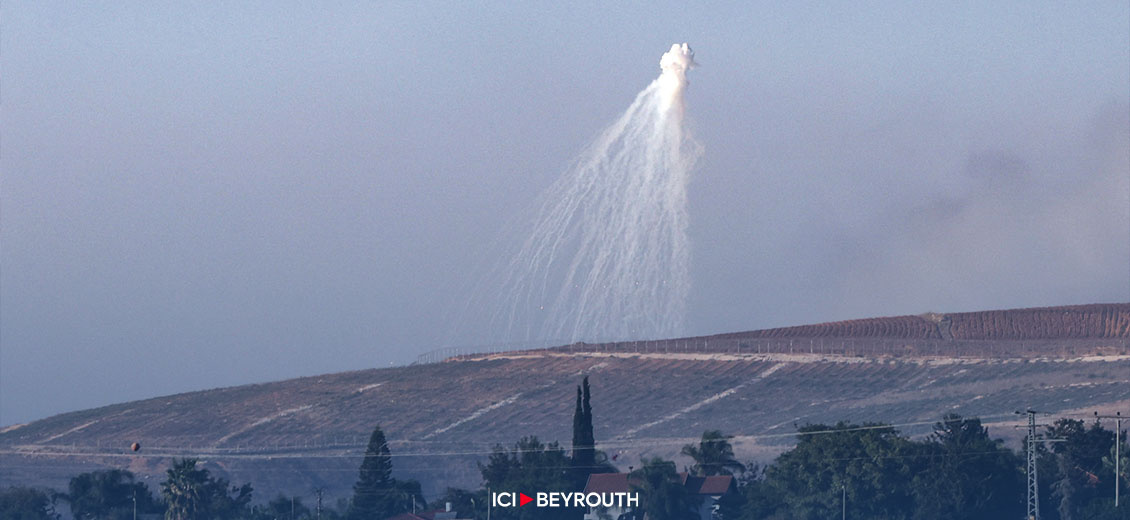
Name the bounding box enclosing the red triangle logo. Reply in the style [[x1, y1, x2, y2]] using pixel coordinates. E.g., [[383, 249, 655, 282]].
[[519, 493, 533, 507]]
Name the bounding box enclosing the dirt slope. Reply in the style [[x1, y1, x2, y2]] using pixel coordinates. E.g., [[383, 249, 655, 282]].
[[2, 304, 1128, 502]]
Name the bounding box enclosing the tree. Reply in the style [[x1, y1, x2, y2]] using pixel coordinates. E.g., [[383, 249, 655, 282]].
[[1038, 419, 1126, 520], [64, 469, 162, 520], [348, 425, 421, 520], [160, 458, 252, 520], [572, 377, 596, 489], [629, 457, 700, 520], [479, 437, 575, 520], [715, 465, 782, 520], [1100, 429, 1130, 510], [0, 487, 60, 520], [428, 488, 487, 520], [762, 423, 917, 520], [392, 480, 426, 516], [909, 414, 1023, 520], [250, 494, 311, 520], [681, 430, 746, 477], [349, 426, 395, 520]]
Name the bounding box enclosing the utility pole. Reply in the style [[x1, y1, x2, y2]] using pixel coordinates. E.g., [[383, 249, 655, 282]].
[[1026, 410, 1039, 520], [314, 488, 324, 520], [1017, 409, 1065, 520], [1095, 411, 1124, 508], [841, 484, 846, 520]]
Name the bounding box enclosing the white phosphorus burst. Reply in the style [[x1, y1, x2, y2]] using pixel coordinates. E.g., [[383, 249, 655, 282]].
[[467, 44, 701, 345]]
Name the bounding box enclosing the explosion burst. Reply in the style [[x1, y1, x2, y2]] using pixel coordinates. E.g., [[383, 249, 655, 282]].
[[469, 44, 701, 344]]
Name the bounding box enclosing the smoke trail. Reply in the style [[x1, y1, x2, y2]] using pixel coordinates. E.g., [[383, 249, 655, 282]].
[[464, 44, 701, 344]]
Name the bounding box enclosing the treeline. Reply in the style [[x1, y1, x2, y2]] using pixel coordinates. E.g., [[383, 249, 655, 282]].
[[722, 416, 1128, 520], [421, 415, 1128, 520], [333, 378, 1130, 520], [0, 460, 349, 520], [3, 376, 1128, 519]]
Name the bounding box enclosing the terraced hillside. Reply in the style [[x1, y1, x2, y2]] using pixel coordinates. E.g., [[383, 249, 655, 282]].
[[707, 303, 1130, 340], [2, 304, 1128, 503]]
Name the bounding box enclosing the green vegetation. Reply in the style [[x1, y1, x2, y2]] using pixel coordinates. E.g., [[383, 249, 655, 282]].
[[572, 376, 596, 489], [64, 469, 162, 520], [1037, 419, 1130, 520], [479, 437, 575, 520], [347, 425, 424, 520], [910, 415, 1023, 519], [682, 430, 745, 477], [3, 377, 1127, 520], [630, 457, 700, 520], [249, 494, 311, 520], [0, 486, 59, 520], [762, 422, 918, 519], [720, 415, 1128, 520], [161, 458, 253, 520]]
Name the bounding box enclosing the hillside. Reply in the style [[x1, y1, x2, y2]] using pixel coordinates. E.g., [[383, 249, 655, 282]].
[[702, 303, 1130, 340], [2, 303, 1128, 503]]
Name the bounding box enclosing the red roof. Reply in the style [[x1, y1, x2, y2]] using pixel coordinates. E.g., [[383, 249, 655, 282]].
[[689, 475, 734, 495], [585, 472, 633, 493], [583, 472, 733, 496]]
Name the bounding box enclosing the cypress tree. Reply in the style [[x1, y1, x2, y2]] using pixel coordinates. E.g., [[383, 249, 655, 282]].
[[572, 384, 583, 449], [571, 377, 596, 489], [581, 376, 594, 452]]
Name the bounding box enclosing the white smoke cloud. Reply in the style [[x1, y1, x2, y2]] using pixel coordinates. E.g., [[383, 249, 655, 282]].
[[660, 43, 696, 75], [455, 44, 702, 343], [658, 43, 696, 114]]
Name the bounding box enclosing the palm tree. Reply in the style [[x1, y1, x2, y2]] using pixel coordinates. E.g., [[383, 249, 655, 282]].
[[160, 458, 253, 520], [161, 459, 206, 520], [629, 457, 699, 520], [680, 430, 745, 477]]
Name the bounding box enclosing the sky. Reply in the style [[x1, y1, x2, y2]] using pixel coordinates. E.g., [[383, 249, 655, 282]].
[[2, 2, 1128, 426]]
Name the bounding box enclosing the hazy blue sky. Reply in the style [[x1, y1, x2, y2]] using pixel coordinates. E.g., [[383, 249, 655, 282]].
[[3, 2, 1128, 425]]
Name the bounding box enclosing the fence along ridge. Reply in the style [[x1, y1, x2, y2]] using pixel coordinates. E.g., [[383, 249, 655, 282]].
[[415, 337, 1130, 364]]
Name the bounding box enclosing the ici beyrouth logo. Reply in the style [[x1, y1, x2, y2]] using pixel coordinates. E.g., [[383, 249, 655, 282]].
[[491, 491, 638, 508]]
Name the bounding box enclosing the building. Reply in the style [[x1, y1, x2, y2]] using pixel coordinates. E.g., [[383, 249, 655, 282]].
[[582, 472, 734, 520]]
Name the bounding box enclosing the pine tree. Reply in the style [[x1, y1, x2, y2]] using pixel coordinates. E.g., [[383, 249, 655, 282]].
[[349, 426, 397, 520]]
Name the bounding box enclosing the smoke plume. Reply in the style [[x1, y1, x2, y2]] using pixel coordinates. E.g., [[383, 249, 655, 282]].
[[463, 43, 702, 343]]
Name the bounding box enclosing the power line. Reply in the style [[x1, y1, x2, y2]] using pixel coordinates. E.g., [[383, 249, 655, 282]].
[[0, 413, 1027, 461]]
